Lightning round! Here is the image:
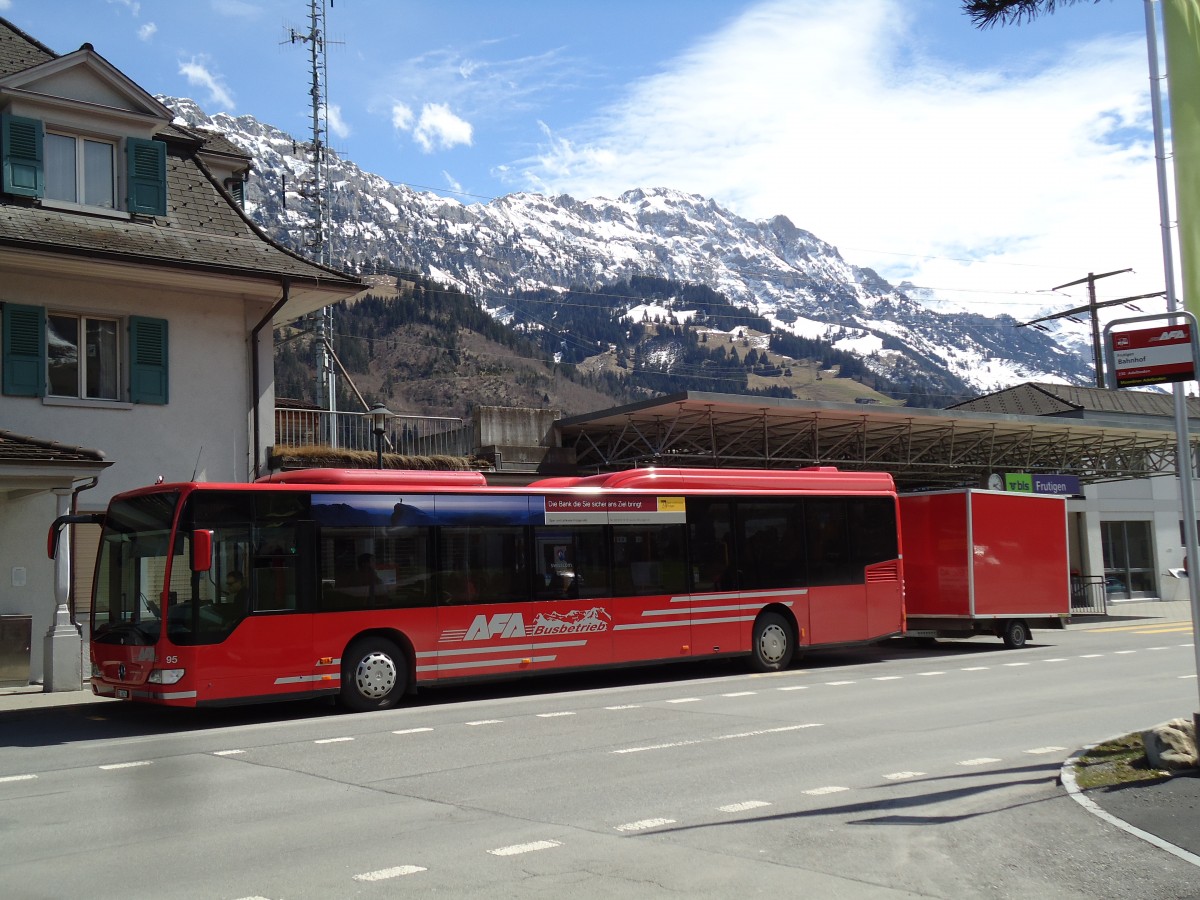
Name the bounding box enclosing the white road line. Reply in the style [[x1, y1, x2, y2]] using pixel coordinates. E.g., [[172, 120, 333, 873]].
[[213, 749, 245, 756], [918, 671, 945, 676], [0, 774, 37, 783], [489, 840, 562, 856], [961, 667, 989, 671], [718, 800, 771, 813], [1003, 662, 1030, 667], [99, 761, 152, 770], [873, 676, 902, 681], [803, 785, 849, 795], [314, 737, 354, 744], [1183, 643, 1196, 648], [1025, 746, 1067, 755], [777, 685, 808, 691], [612, 723, 821, 754], [466, 719, 503, 726], [536, 711, 577, 718], [1080, 654, 1104, 658], [1115, 650, 1138, 655], [353, 865, 427, 881], [825, 680, 855, 686], [1043, 658, 1068, 662], [1148, 647, 1169, 651], [882, 771, 925, 780], [393, 727, 434, 735], [606, 704, 642, 709], [1182, 674, 1198, 680], [958, 757, 1002, 766], [666, 697, 701, 704], [722, 691, 756, 697], [614, 819, 675, 832]]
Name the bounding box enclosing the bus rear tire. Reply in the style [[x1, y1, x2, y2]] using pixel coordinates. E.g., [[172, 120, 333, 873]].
[[341, 637, 407, 712], [750, 612, 795, 672]]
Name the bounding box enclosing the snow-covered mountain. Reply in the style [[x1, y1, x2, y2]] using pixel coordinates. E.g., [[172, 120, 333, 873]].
[[166, 98, 1093, 395]]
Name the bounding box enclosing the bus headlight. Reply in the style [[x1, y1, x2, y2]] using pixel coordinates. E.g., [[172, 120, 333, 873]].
[[148, 668, 185, 685], [91, 662, 103, 678]]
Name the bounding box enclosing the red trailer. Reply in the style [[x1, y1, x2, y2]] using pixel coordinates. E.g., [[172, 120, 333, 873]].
[[899, 489, 1070, 648]]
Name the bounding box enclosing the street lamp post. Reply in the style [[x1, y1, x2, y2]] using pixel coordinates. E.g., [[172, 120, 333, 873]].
[[368, 403, 391, 469]]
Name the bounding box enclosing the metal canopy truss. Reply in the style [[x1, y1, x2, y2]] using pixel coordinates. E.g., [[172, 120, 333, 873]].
[[556, 392, 1196, 490]]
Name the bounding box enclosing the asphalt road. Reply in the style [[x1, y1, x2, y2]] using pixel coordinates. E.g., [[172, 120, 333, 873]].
[[2, 619, 1199, 899]]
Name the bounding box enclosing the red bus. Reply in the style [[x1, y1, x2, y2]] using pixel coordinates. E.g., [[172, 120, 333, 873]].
[[67, 466, 904, 711]]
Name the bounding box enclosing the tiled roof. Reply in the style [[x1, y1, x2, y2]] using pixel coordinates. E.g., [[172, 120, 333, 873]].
[[949, 382, 1200, 418], [0, 430, 109, 465], [0, 17, 54, 77]]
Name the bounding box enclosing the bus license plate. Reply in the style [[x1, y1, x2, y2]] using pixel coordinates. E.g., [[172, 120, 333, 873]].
[[116, 689, 129, 699]]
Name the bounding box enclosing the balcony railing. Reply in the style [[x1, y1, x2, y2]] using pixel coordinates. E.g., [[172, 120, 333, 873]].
[[275, 408, 472, 458]]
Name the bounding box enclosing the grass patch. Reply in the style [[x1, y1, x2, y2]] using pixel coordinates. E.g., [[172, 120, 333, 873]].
[[1073, 733, 1170, 790]]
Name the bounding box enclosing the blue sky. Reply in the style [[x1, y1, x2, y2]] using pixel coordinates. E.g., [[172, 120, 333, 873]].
[[1, 0, 1174, 319]]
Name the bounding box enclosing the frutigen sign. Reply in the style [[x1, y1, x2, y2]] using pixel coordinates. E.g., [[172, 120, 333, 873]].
[[1110, 324, 1196, 388]]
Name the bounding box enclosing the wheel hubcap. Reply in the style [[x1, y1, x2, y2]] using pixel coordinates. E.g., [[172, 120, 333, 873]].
[[759, 624, 787, 663], [355, 651, 398, 698]]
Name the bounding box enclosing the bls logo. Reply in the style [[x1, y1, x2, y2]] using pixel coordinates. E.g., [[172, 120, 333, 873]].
[[1150, 329, 1187, 342], [464, 613, 527, 640]]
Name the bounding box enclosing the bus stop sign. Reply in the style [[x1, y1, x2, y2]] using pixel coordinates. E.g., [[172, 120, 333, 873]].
[[1108, 321, 1197, 389]]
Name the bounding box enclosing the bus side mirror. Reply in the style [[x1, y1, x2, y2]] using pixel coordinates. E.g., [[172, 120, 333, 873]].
[[192, 530, 214, 572], [47, 513, 104, 559]]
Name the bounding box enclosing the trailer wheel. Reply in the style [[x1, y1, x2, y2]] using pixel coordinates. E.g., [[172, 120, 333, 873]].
[[340, 637, 408, 712], [1001, 619, 1029, 650], [750, 612, 795, 672]]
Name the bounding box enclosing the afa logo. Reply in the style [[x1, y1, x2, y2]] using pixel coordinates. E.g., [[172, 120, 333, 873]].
[[446, 608, 613, 643], [1149, 329, 1188, 343]]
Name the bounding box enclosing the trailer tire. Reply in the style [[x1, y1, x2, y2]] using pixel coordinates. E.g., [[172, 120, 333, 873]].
[[1001, 619, 1029, 650], [750, 612, 795, 672], [340, 636, 408, 712]]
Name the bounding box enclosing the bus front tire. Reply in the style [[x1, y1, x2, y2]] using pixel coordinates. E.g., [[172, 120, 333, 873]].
[[750, 612, 795, 672], [341, 637, 408, 712]]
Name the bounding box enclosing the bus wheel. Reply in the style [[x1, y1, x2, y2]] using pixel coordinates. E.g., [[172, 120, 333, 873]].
[[750, 612, 795, 672], [341, 637, 407, 712], [1001, 620, 1029, 650]]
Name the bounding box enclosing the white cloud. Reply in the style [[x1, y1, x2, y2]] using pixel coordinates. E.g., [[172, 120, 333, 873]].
[[137, 22, 157, 42], [0, 0, 12, 12], [327, 103, 350, 140], [395, 103, 474, 153], [513, 0, 1163, 311], [178, 57, 235, 111], [391, 102, 414, 132], [106, 0, 141, 15]]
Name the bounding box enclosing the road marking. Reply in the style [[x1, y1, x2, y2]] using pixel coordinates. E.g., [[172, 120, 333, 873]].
[[873, 676, 902, 681], [826, 680, 855, 686], [1182, 674, 1198, 680], [1043, 658, 1068, 663], [0, 774, 37, 783], [489, 840, 562, 856], [1115, 650, 1137, 655], [718, 800, 771, 813], [606, 704, 642, 709], [804, 785, 849, 795], [883, 771, 925, 780], [612, 723, 821, 754], [466, 719, 503, 726], [213, 749, 245, 756], [99, 761, 152, 770], [353, 865, 427, 881], [722, 691, 756, 697], [614, 819, 675, 832], [1003, 662, 1030, 667], [918, 671, 945, 676], [957, 757, 1002, 766], [393, 727, 434, 735], [1025, 746, 1067, 755], [1147, 647, 1170, 651], [314, 737, 354, 744], [536, 711, 577, 718], [666, 697, 702, 704], [777, 685, 809, 691], [1080, 654, 1104, 658]]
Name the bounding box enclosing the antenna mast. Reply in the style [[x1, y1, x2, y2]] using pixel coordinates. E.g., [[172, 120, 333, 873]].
[[287, 0, 337, 441]]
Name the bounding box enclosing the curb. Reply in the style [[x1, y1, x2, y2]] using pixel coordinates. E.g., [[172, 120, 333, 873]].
[[1061, 739, 1200, 869]]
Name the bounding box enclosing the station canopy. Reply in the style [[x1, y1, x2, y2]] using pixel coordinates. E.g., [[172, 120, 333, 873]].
[[555, 389, 1200, 492]]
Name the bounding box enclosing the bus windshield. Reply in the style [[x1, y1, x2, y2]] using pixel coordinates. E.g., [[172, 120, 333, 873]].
[[92, 491, 181, 646]]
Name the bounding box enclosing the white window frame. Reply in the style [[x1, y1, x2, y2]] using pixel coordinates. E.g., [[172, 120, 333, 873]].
[[46, 310, 123, 402], [43, 130, 118, 212]]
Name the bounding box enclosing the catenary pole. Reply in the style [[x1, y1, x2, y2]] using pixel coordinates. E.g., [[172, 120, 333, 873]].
[[1144, 0, 1200, 729]]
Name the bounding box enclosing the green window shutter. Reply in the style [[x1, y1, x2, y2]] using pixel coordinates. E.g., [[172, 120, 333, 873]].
[[125, 137, 166, 216], [2, 303, 46, 396], [129, 316, 168, 404], [2, 114, 44, 198], [230, 177, 245, 208]]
